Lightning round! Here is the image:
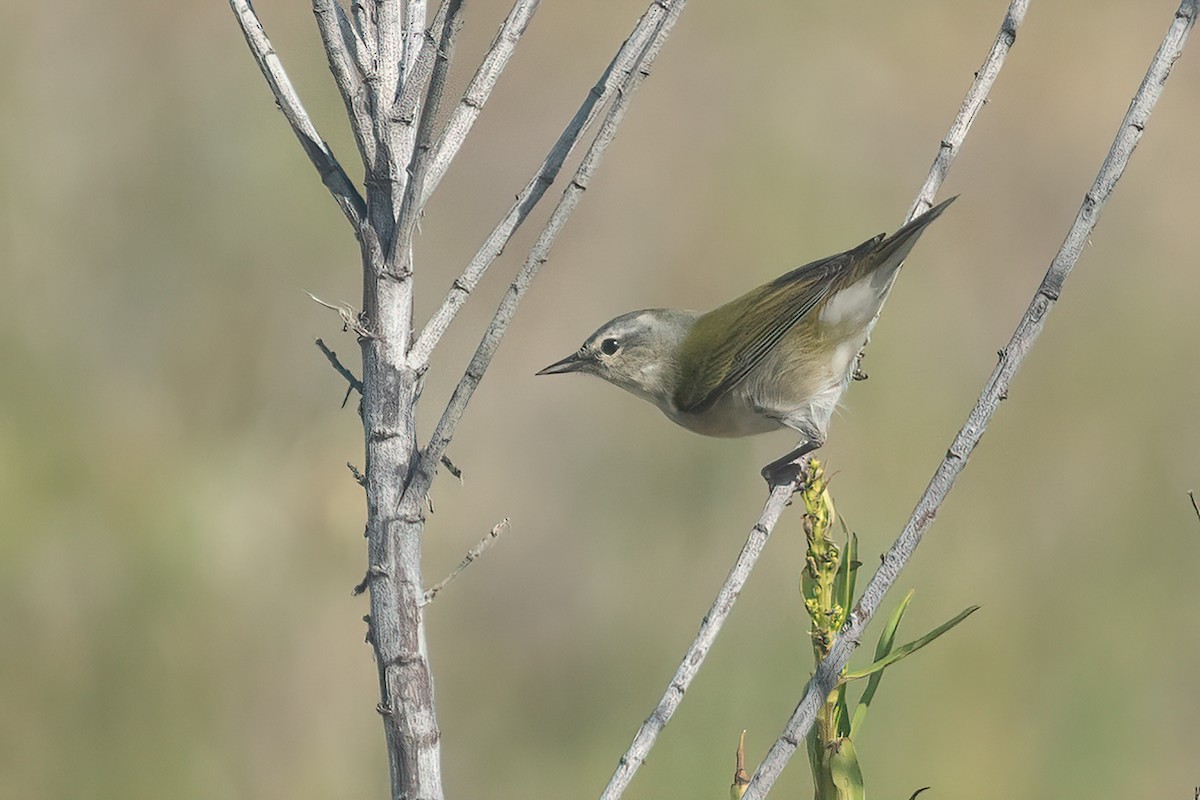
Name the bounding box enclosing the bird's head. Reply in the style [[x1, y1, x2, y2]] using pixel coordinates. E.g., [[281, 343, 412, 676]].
[[537, 309, 698, 410]]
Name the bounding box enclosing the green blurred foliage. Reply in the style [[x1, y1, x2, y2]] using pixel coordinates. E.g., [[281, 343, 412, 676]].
[[3, 1, 1199, 798]]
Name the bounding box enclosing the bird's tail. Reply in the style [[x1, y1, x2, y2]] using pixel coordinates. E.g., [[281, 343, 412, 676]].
[[872, 195, 957, 273]]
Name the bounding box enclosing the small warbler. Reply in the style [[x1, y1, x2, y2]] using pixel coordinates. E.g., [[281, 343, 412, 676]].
[[538, 197, 955, 484]]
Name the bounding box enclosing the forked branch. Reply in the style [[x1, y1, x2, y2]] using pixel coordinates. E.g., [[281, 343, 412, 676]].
[[230, 0, 366, 227]]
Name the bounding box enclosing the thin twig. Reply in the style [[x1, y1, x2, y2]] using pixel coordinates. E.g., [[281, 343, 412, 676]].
[[312, 0, 376, 167], [744, 2, 1197, 795], [1189, 490, 1200, 523], [315, 338, 364, 402], [229, 0, 366, 227], [905, 1, 1029, 222], [420, 0, 543, 207], [439, 454, 463, 482], [413, 1, 687, 499], [422, 520, 510, 605], [408, 3, 666, 368], [601, 482, 797, 800], [599, 4, 1031, 797]]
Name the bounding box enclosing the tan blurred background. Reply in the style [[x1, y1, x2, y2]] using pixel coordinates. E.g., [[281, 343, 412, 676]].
[[3, 1, 1199, 797]]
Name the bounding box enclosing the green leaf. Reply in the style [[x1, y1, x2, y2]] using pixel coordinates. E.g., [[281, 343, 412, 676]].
[[843, 605, 980, 682], [832, 529, 859, 629], [848, 589, 915, 739], [833, 685, 852, 739], [828, 737, 865, 800]]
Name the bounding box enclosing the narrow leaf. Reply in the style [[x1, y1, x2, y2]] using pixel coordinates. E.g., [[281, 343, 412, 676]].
[[843, 605, 980, 682], [828, 737, 865, 800], [848, 589, 914, 739]]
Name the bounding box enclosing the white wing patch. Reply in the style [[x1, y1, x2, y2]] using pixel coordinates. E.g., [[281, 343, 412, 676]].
[[818, 275, 885, 328]]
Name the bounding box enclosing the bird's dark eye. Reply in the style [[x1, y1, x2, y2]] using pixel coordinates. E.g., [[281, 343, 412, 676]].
[[600, 338, 620, 356]]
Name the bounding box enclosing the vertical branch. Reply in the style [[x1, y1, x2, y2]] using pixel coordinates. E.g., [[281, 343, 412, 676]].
[[742, 2, 1198, 796]]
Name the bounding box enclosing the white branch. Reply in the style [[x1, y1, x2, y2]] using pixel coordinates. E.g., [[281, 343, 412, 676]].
[[743, 1, 1197, 796], [411, 0, 688, 498], [408, 3, 666, 367], [230, 0, 366, 227], [420, 0, 543, 206], [423, 519, 511, 605], [312, 0, 376, 167]]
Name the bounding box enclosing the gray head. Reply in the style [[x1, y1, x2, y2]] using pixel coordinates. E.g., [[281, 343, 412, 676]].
[[537, 309, 699, 409]]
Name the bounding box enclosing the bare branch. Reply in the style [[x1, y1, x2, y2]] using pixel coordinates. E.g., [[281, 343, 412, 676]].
[[422, 519, 510, 605], [375, 0, 402, 110], [390, 0, 465, 270], [906, 0, 1029, 222], [600, 3, 1032, 797], [393, 0, 452, 126], [402, 1, 428, 82], [600, 481, 798, 800], [420, 0, 543, 206], [315, 338, 363, 403], [413, 0, 688, 496], [744, 2, 1197, 795], [408, 3, 667, 367], [229, 0, 366, 227], [439, 454, 463, 482], [1190, 490, 1200, 523], [312, 0, 376, 167], [351, 0, 376, 60]]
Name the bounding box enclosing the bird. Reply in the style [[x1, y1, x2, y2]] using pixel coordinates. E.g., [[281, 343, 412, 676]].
[[537, 197, 955, 485]]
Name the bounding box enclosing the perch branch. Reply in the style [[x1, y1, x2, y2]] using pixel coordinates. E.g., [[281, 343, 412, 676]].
[[422, 519, 511, 605], [600, 482, 798, 800], [408, 2, 668, 368], [230, 0, 366, 227], [743, 2, 1197, 796], [599, 3, 1031, 796], [413, 0, 687, 498]]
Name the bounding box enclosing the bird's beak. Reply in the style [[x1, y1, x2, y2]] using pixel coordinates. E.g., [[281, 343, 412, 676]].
[[536, 352, 587, 375]]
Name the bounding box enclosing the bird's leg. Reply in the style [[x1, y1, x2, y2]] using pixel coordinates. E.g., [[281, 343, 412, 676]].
[[761, 438, 822, 488]]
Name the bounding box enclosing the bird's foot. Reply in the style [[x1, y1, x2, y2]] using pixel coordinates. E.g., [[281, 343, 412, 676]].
[[760, 436, 823, 490], [761, 458, 808, 489]]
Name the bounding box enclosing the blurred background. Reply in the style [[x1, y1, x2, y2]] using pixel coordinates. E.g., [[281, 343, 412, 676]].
[[3, 1, 1198, 797]]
